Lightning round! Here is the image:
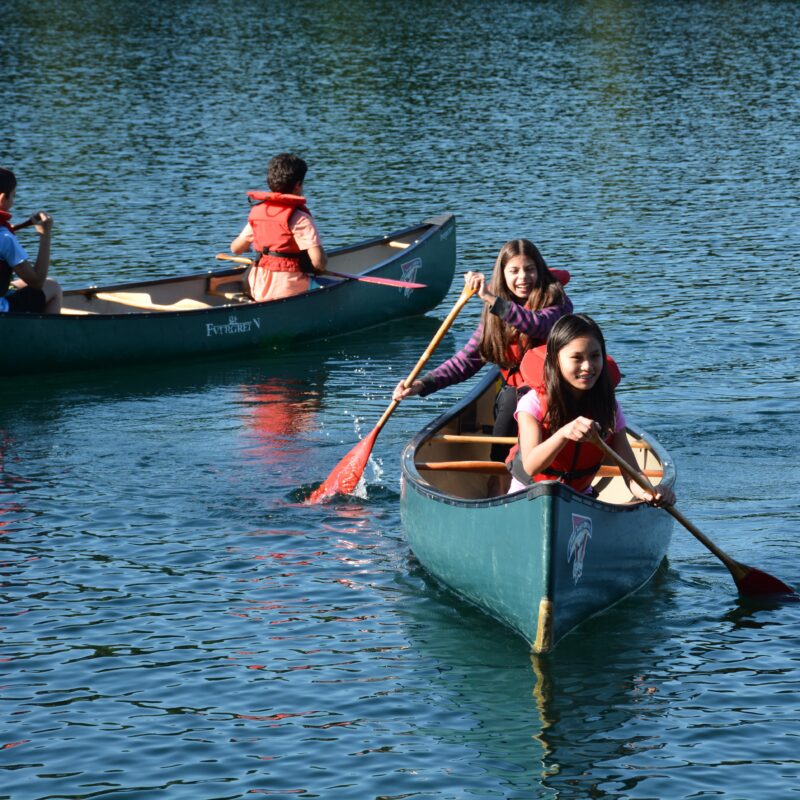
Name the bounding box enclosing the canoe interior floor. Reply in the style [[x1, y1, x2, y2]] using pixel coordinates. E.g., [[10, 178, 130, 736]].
[[60, 272, 252, 315]]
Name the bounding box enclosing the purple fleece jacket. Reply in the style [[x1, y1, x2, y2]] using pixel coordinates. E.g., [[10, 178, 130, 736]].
[[418, 294, 574, 395]]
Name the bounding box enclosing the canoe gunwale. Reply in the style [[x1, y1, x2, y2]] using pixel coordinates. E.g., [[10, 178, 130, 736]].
[[401, 368, 676, 512], [57, 215, 454, 318]]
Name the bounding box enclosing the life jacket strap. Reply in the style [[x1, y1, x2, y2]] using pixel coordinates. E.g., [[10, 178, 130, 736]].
[[262, 249, 301, 259], [507, 447, 600, 486]]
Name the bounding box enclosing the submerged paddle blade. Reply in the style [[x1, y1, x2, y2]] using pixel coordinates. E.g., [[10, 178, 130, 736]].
[[307, 428, 379, 504], [734, 566, 796, 597]]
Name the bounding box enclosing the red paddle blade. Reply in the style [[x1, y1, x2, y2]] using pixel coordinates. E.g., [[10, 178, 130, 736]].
[[307, 428, 379, 504], [735, 567, 796, 597]]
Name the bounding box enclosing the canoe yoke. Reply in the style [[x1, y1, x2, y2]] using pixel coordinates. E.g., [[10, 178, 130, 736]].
[[206, 271, 252, 303]]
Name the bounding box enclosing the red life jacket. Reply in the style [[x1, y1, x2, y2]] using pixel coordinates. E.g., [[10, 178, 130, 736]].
[[246, 192, 311, 273], [0, 211, 13, 232], [497, 270, 572, 387], [500, 340, 527, 388], [507, 344, 621, 492]]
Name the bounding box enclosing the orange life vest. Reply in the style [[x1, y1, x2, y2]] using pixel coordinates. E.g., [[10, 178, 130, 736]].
[[246, 192, 311, 272], [497, 270, 572, 387], [500, 340, 527, 388], [507, 344, 621, 492]]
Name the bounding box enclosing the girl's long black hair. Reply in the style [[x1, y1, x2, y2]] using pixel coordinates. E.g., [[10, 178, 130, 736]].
[[543, 314, 616, 436]]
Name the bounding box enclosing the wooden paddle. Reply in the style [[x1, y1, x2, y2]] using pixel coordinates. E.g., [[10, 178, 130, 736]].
[[592, 430, 795, 597], [11, 213, 41, 232], [215, 253, 427, 290], [307, 284, 476, 503]]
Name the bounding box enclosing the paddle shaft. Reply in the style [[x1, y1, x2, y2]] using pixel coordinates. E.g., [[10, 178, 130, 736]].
[[215, 253, 426, 290], [373, 284, 476, 434], [307, 283, 475, 502], [592, 433, 746, 576], [11, 214, 40, 232]]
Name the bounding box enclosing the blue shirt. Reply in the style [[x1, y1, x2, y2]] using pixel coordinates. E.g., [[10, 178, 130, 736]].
[[0, 227, 31, 312], [0, 226, 29, 269]]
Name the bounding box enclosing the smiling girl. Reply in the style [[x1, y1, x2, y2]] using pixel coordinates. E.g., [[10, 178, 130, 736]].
[[508, 313, 676, 505], [393, 239, 573, 464]]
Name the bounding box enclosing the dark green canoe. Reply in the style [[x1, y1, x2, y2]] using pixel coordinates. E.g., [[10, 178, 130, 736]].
[[4, 213, 456, 375], [400, 369, 676, 653]]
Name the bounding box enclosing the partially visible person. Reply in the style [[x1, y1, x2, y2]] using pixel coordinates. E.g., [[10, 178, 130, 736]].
[[507, 313, 676, 506], [393, 239, 573, 463], [231, 153, 326, 302], [0, 167, 62, 314]]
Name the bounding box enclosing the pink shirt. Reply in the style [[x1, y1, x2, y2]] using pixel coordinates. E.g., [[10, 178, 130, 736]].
[[514, 390, 626, 432], [509, 390, 627, 493]]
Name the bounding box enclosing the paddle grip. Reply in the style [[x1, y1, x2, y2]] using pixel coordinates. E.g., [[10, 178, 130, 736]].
[[11, 214, 40, 232], [217, 253, 254, 266]]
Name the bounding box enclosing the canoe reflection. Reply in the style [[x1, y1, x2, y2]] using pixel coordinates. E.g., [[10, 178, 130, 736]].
[[238, 379, 323, 477], [399, 558, 678, 797]]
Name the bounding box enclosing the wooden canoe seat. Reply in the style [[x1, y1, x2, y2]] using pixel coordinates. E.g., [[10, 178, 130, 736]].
[[59, 307, 97, 315], [207, 272, 251, 302], [430, 433, 650, 450], [386, 240, 410, 249], [93, 292, 212, 312]]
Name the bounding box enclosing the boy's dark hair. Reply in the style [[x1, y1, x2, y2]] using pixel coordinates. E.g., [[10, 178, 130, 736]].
[[267, 153, 308, 194], [0, 168, 17, 196]]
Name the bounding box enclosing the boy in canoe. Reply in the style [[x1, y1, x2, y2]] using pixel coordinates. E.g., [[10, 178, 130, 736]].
[[230, 153, 327, 302], [0, 167, 62, 314]]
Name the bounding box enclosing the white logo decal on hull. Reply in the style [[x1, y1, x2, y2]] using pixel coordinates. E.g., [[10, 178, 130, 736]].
[[206, 315, 261, 337], [568, 514, 593, 584], [400, 258, 422, 298]]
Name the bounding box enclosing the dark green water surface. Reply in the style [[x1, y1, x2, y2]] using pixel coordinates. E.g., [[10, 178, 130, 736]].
[[2, 1, 800, 798]]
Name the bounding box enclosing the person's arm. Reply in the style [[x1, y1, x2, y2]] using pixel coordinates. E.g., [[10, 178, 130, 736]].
[[465, 269, 574, 341], [519, 412, 596, 479], [304, 244, 327, 274], [13, 212, 52, 290], [490, 293, 573, 340], [610, 430, 676, 506], [231, 223, 253, 255], [392, 325, 485, 401]]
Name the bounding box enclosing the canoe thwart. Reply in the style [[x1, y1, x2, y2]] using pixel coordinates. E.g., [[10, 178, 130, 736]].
[[416, 460, 664, 479], [207, 271, 250, 301], [430, 433, 650, 449]]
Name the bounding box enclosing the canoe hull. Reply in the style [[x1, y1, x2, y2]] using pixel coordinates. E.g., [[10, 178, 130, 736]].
[[2, 214, 456, 374], [400, 371, 675, 653]]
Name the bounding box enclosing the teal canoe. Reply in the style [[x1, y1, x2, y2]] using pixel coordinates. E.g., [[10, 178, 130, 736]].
[[400, 370, 676, 653], [3, 213, 455, 375]]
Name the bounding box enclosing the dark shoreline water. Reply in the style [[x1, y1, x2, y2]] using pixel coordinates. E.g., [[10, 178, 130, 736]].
[[3, 1, 800, 798]]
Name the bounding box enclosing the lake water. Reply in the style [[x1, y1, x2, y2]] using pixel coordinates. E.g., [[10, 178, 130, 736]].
[[3, 1, 800, 798]]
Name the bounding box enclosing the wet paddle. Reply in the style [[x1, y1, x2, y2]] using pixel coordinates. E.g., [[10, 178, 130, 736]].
[[307, 284, 476, 503], [215, 253, 427, 290], [592, 430, 796, 597]]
